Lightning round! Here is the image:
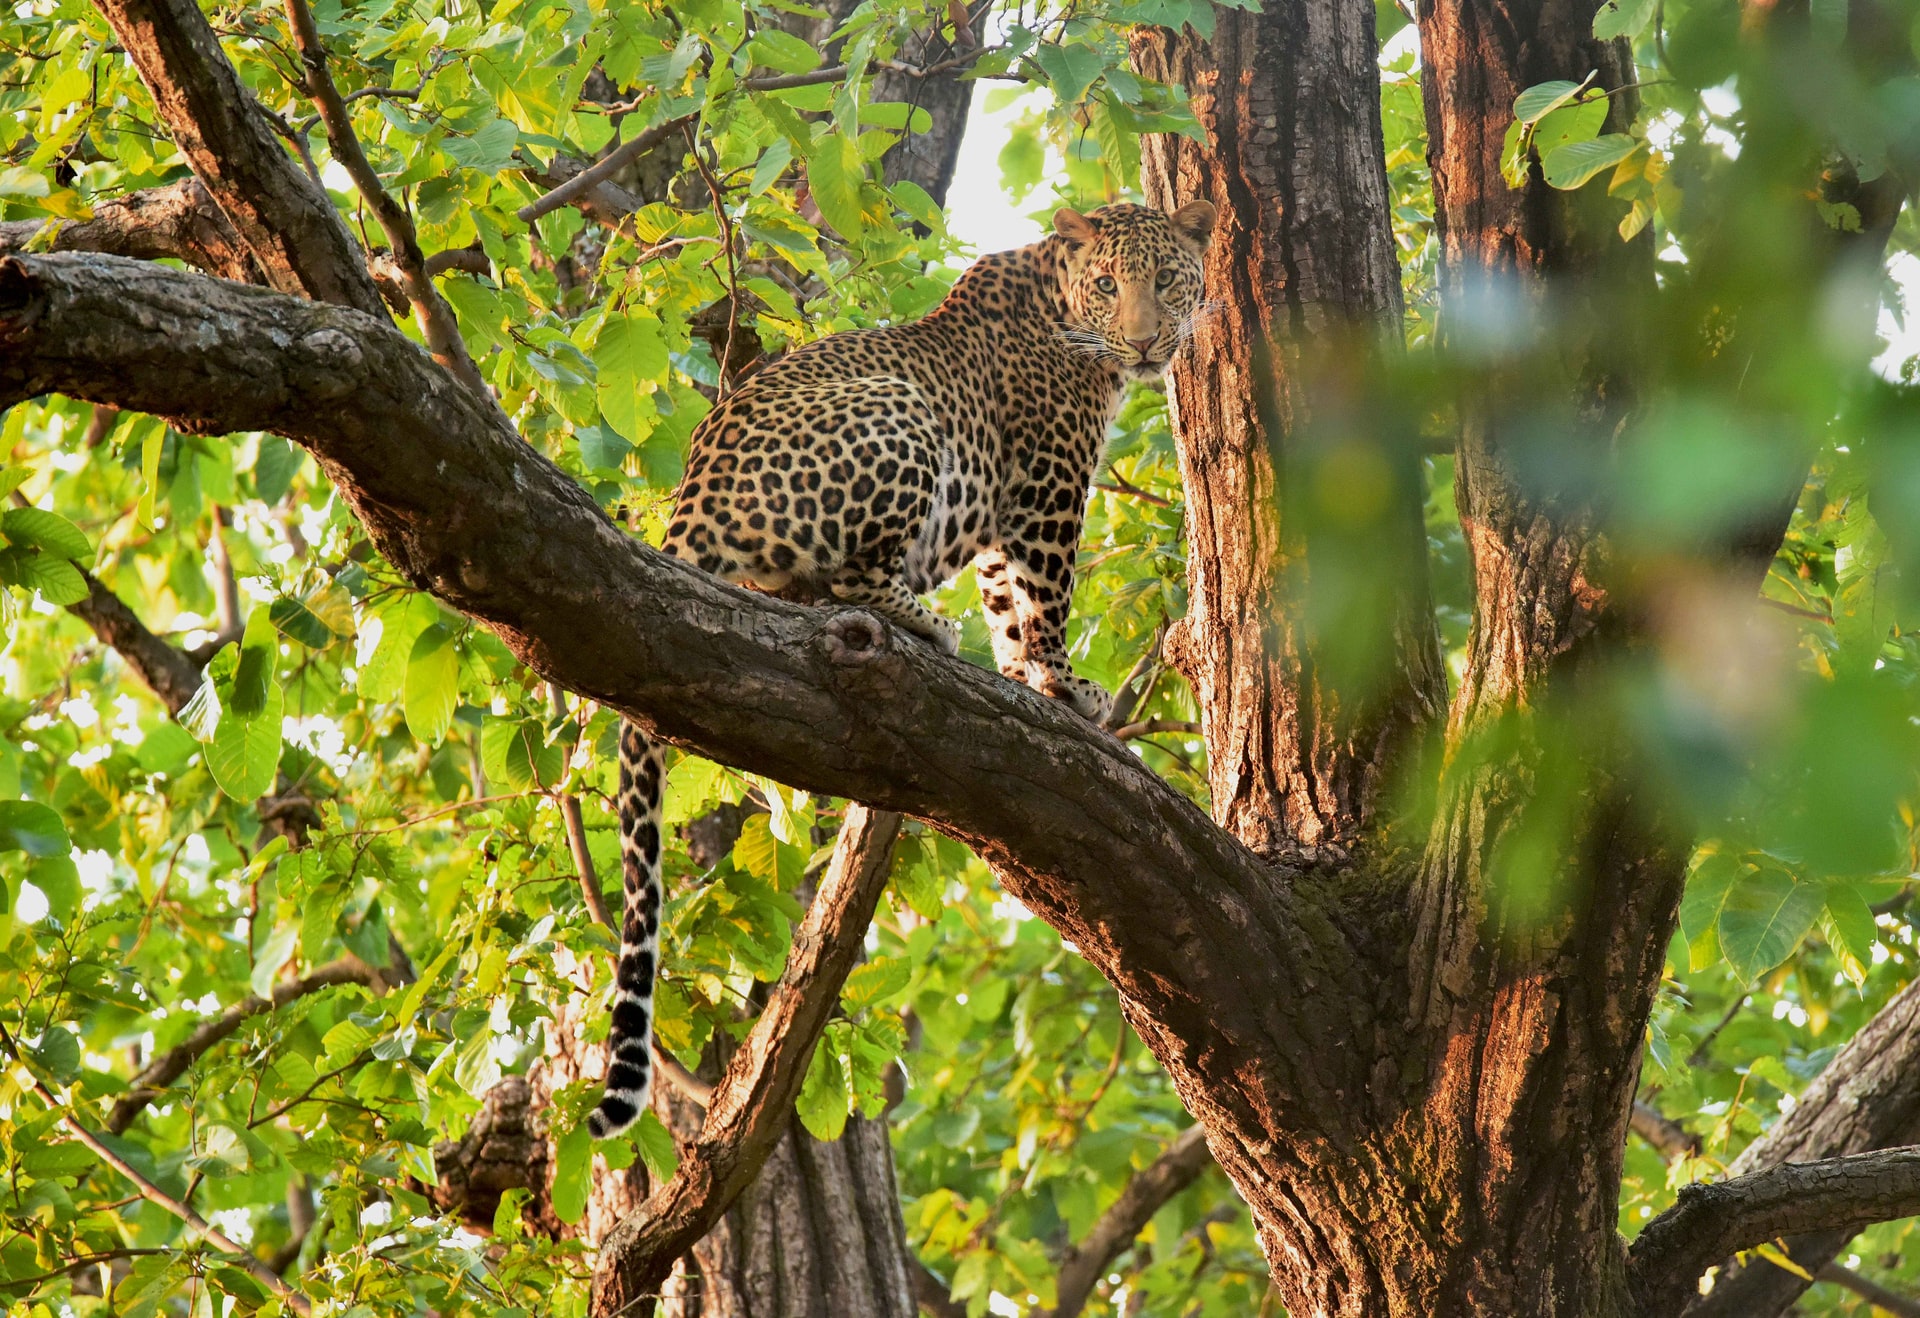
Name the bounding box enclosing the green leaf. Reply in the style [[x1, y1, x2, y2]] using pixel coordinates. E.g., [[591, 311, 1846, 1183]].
[[796, 1026, 850, 1141], [841, 956, 910, 1011], [206, 679, 282, 800], [1033, 43, 1105, 105], [251, 923, 299, 998], [31, 854, 79, 922], [444, 117, 520, 172], [1, 507, 90, 560], [635, 1110, 679, 1181], [1679, 848, 1741, 971], [403, 623, 460, 745], [1542, 134, 1641, 189], [480, 716, 565, 790], [0, 799, 70, 858], [1512, 79, 1588, 126], [1717, 868, 1826, 983], [749, 29, 820, 73], [595, 311, 669, 442], [1823, 880, 1878, 981], [0, 549, 87, 605], [551, 1120, 591, 1224], [805, 135, 866, 241], [228, 609, 278, 720], [1592, 0, 1658, 39]]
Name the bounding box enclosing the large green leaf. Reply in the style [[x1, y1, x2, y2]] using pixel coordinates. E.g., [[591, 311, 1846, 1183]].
[[595, 311, 669, 442], [206, 679, 282, 800], [480, 716, 565, 790], [0, 548, 86, 605], [1717, 867, 1826, 983], [1592, 0, 1658, 38], [805, 135, 866, 241], [403, 623, 461, 745], [1, 506, 90, 560], [0, 799, 68, 857], [1542, 134, 1640, 190]]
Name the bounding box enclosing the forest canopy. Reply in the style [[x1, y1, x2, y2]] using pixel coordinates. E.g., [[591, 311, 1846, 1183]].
[[0, 0, 1918, 1312]]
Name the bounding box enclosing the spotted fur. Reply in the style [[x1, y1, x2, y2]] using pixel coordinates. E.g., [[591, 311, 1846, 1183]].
[[588, 200, 1216, 1139]]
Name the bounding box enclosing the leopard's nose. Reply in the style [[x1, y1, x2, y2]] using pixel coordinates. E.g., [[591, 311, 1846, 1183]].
[[1127, 336, 1157, 355]]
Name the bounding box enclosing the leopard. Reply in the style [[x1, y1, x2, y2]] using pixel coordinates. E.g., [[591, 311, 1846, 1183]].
[[587, 198, 1216, 1139]]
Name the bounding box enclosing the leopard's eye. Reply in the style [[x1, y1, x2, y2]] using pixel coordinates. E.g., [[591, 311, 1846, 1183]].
[[1094, 275, 1118, 295], [1155, 268, 1177, 290]]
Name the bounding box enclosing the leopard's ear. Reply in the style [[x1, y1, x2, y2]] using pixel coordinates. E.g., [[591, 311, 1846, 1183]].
[[1053, 208, 1099, 246], [1170, 199, 1217, 250]]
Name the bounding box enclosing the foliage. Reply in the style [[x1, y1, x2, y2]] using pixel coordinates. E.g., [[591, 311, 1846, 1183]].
[[1, 0, 1919, 1311]]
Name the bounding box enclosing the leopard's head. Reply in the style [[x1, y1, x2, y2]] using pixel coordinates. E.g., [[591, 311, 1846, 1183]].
[[1053, 200, 1216, 376]]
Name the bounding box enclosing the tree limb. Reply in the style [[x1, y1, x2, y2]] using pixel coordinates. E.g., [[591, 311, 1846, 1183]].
[[1681, 973, 1920, 1317], [0, 1021, 313, 1314], [591, 805, 903, 1314], [1048, 1124, 1213, 1318], [106, 957, 379, 1134], [1632, 1100, 1701, 1164], [281, 0, 485, 391], [91, 0, 387, 315], [0, 178, 260, 283], [68, 567, 206, 715], [912, 1257, 966, 1318], [1818, 1263, 1920, 1318], [1628, 1147, 1920, 1316], [516, 114, 698, 225], [0, 254, 1352, 1146]]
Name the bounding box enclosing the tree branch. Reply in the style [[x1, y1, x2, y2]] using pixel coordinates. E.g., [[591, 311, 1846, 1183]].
[[1632, 1100, 1701, 1164], [912, 1257, 967, 1318], [0, 179, 260, 283], [516, 114, 698, 225], [1682, 973, 1920, 1317], [91, 0, 387, 315], [1818, 1263, 1920, 1318], [67, 566, 206, 715], [1049, 1124, 1213, 1318], [106, 957, 379, 1134], [281, 0, 484, 392], [0, 1021, 313, 1314], [591, 805, 903, 1314], [0, 254, 1351, 1136], [1628, 1147, 1920, 1316]]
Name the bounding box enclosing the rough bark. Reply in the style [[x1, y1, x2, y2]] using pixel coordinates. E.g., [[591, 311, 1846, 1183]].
[[93, 0, 386, 313], [1679, 975, 1920, 1316], [1628, 1147, 1920, 1315], [1133, 1, 1445, 864], [0, 178, 261, 283]]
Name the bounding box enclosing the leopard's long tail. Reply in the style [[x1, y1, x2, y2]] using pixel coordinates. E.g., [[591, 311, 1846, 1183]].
[[587, 719, 667, 1139]]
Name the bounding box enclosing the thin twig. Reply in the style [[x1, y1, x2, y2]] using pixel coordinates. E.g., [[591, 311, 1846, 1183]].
[[1114, 718, 1200, 742], [283, 0, 485, 394], [1096, 470, 1173, 508], [517, 113, 698, 224], [0, 1022, 313, 1315], [1818, 1262, 1920, 1318]]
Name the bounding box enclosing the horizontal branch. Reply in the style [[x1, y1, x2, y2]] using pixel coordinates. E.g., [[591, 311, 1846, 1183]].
[[0, 252, 1360, 1146], [1050, 1124, 1213, 1318], [1628, 1147, 1920, 1316], [592, 805, 902, 1312], [0, 179, 259, 283], [1684, 973, 1920, 1317], [107, 957, 378, 1134]]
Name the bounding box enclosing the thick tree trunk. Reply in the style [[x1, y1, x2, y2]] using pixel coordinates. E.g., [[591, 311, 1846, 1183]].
[[1133, 1, 1445, 865], [1128, 1, 1675, 1312], [655, 1048, 917, 1317]]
